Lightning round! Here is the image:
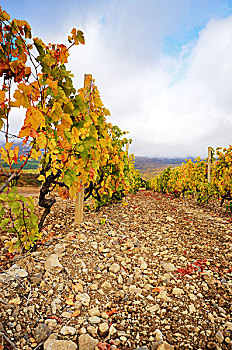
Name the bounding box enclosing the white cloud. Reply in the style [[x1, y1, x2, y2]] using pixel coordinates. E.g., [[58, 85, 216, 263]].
[[64, 14, 232, 157], [2, 2, 232, 159]]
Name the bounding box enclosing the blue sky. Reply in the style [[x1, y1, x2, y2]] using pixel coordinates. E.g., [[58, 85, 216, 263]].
[[1, 0, 232, 157]]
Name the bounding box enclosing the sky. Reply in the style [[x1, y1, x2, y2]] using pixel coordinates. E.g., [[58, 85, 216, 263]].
[[1, 0, 232, 158]]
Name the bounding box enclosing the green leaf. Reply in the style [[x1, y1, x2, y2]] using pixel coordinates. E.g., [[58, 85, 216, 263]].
[[12, 201, 21, 215]]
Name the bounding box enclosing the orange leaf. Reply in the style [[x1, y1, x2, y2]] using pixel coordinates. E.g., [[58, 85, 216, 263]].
[[152, 286, 166, 293], [46, 78, 58, 96], [71, 309, 80, 317]]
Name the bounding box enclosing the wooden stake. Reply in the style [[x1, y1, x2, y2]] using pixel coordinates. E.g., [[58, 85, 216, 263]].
[[126, 142, 129, 154], [74, 186, 84, 224], [207, 146, 212, 182], [74, 74, 92, 225]]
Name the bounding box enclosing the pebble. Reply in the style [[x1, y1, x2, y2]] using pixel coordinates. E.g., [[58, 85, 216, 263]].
[[160, 262, 175, 272], [88, 307, 100, 317], [44, 254, 63, 273], [78, 334, 99, 350], [215, 330, 224, 343], [0, 264, 28, 281], [172, 287, 184, 296], [60, 326, 76, 335], [34, 323, 51, 343], [88, 316, 101, 324], [98, 322, 109, 336], [109, 263, 121, 273], [44, 339, 77, 350], [76, 293, 90, 306]]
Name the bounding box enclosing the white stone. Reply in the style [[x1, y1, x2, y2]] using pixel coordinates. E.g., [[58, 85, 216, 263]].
[[88, 316, 101, 324], [109, 263, 120, 273], [78, 334, 98, 350], [98, 323, 109, 336], [45, 254, 63, 273], [60, 326, 76, 336], [44, 339, 77, 350], [172, 287, 184, 296], [76, 293, 90, 306], [88, 307, 100, 317]]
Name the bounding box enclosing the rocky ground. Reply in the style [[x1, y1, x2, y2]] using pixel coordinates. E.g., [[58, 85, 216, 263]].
[[0, 190, 232, 350]]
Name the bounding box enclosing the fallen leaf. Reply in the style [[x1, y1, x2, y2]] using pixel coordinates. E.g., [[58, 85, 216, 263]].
[[71, 309, 80, 317], [152, 286, 166, 293]]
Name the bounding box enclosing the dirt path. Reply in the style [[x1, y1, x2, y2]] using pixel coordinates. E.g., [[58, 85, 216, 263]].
[[0, 190, 231, 350]]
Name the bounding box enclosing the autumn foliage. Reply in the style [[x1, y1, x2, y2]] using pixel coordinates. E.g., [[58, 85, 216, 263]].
[[0, 7, 140, 252], [150, 146, 232, 209]]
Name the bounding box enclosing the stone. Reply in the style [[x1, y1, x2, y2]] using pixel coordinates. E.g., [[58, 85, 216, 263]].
[[156, 341, 175, 350], [215, 330, 224, 343], [0, 264, 28, 281], [34, 323, 51, 343], [30, 273, 43, 285], [129, 285, 142, 294], [87, 325, 98, 336], [102, 281, 112, 290], [208, 313, 215, 323], [90, 283, 98, 291], [224, 322, 232, 331], [98, 323, 109, 336], [160, 262, 175, 272], [133, 347, 148, 350], [54, 243, 66, 253], [78, 334, 99, 350], [88, 316, 101, 324], [157, 291, 171, 302], [189, 304, 196, 313], [45, 319, 57, 331], [140, 260, 148, 270], [88, 307, 100, 317], [60, 326, 76, 335], [172, 287, 184, 296], [44, 339, 77, 350], [148, 305, 160, 313], [109, 263, 121, 273], [154, 329, 163, 342], [109, 324, 117, 336], [76, 293, 90, 306], [45, 254, 63, 273]]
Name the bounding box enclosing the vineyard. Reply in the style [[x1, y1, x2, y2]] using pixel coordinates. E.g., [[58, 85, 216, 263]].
[[150, 146, 232, 211], [0, 6, 232, 350]]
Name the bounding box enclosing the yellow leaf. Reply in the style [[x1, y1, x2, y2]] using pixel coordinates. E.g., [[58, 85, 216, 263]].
[[62, 114, 73, 129], [50, 101, 63, 122], [5, 142, 13, 151], [0, 90, 5, 104], [46, 78, 58, 96]]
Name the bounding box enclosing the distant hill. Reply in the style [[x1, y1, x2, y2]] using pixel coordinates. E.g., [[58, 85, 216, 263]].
[[134, 156, 191, 180]]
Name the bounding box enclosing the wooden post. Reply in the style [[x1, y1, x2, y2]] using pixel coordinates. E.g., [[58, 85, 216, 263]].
[[74, 186, 84, 224], [207, 146, 212, 182], [126, 142, 129, 154], [74, 74, 92, 224]]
